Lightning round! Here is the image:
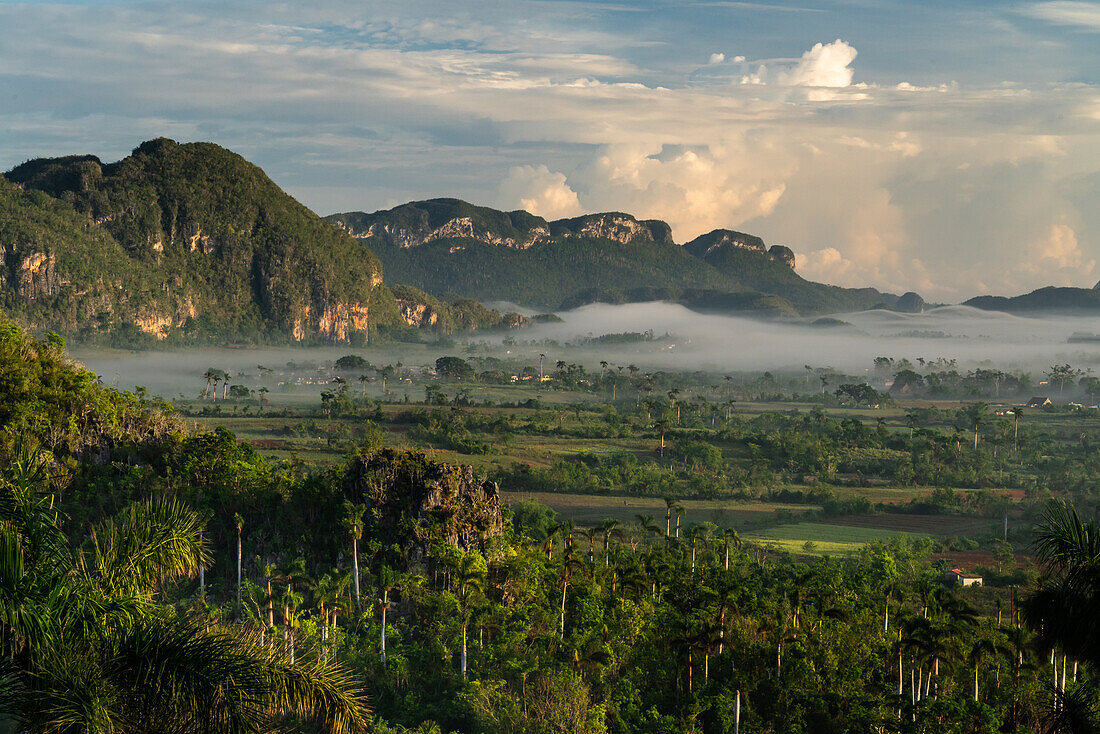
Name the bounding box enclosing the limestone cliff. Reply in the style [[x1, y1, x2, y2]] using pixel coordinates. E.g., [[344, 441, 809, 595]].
[[3, 139, 401, 344], [345, 448, 505, 555]]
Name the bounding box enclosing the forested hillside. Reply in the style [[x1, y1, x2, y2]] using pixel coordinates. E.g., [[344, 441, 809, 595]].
[[3, 317, 1095, 732], [3, 139, 403, 344], [329, 199, 907, 315]]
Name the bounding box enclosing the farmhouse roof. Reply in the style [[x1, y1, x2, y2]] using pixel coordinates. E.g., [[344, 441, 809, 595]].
[[1026, 397, 1051, 408], [949, 568, 983, 579]]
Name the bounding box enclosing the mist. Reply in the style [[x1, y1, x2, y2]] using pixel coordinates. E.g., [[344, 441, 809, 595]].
[[507, 302, 1100, 375], [69, 302, 1100, 398]]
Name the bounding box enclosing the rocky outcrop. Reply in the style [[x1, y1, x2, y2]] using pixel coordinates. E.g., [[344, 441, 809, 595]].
[[14, 251, 62, 299], [135, 312, 173, 339], [683, 230, 796, 270], [333, 199, 552, 250], [768, 245, 796, 269], [5, 139, 393, 344], [397, 299, 440, 328], [333, 201, 678, 250], [896, 291, 925, 313], [359, 215, 550, 250], [683, 229, 767, 256], [345, 449, 505, 556], [292, 302, 371, 342], [551, 212, 675, 246]]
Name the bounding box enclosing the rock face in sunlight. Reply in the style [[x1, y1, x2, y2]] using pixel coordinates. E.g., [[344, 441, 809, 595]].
[[331, 200, 903, 315], [345, 448, 505, 555], [2, 138, 401, 344], [551, 212, 675, 246], [332, 198, 552, 250], [683, 228, 767, 256]]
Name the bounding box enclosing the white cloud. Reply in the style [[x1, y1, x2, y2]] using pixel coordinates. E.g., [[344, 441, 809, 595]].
[[708, 52, 726, 64], [1022, 1, 1100, 30], [568, 141, 791, 240], [497, 164, 583, 219], [0, 5, 1096, 302], [777, 39, 857, 87]]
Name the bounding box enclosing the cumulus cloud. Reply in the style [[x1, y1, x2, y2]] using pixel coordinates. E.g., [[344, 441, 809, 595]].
[[567, 141, 791, 240], [778, 39, 858, 87], [0, 3, 1095, 302], [496, 164, 583, 219], [1016, 224, 1096, 286], [708, 52, 725, 64]]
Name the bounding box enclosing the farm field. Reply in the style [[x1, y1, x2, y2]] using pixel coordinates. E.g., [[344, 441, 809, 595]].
[[742, 522, 931, 557], [502, 490, 817, 529], [819, 512, 1002, 536]]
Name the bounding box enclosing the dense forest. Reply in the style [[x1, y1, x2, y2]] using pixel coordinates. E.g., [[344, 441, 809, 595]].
[[3, 317, 1100, 733]]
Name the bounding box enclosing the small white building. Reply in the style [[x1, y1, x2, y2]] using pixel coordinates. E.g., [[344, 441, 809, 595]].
[[945, 568, 983, 587]]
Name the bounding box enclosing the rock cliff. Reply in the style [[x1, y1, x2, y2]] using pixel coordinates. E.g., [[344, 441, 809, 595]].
[[3, 139, 401, 344], [345, 448, 505, 555]]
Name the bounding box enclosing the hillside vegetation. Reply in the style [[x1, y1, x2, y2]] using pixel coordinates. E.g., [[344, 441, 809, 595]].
[[3, 138, 402, 344], [329, 198, 907, 315]]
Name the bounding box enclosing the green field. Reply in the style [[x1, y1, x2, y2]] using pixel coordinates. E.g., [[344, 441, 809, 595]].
[[743, 522, 930, 556], [503, 490, 817, 530]]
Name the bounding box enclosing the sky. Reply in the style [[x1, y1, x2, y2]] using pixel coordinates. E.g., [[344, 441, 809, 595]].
[[1, 0, 1098, 301]]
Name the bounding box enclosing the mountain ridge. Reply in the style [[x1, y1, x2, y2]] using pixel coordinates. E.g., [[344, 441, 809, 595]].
[[327, 198, 909, 315]]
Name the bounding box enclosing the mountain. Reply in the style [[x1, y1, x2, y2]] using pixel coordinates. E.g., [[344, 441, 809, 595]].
[[3, 138, 402, 344], [328, 199, 905, 315], [390, 284, 529, 332], [965, 286, 1100, 313]]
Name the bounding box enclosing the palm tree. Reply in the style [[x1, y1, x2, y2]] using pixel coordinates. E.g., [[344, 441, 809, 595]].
[[635, 514, 658, 549], [558, 542, 584, 642], [965, 401, 989, 450], [597, 518, 622, 566], [0, 461, 367, 732], [1013, 405, 1024, 452], [234, 512, 244, 606], [202, 368, 217, 399], [222, 371, 232, 400], [377, 564, 397, 664], [722, 529, 741, 571], [455, 553, 486, 679], [343, 501, 366, 607], [968, 639, 998, 702], [664, 498, 678, 538], [1024, 500, 1100, 668]]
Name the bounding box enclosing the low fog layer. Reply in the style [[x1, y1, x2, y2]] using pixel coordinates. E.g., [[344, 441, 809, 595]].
[[70, 303, 1100, 398], [516, 302, 1100, 374]]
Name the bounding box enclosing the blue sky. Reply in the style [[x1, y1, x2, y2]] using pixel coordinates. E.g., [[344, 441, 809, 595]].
[[1, 0, 1098, 299]]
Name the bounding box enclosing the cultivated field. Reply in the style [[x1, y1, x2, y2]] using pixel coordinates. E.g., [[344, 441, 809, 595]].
[[742, 522, 930, 557]]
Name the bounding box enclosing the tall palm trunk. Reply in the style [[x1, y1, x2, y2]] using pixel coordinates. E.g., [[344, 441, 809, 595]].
[[235, 528, 242, 605], [461, 621, 468, 679], [559, 581, 568, 641], [734, 690, 740, 734], [352, 536, 360, 607], [380, 590, 389, 663]]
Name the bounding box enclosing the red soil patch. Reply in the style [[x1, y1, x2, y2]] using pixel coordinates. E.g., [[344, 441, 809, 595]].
[[931, 550, 1031, 569]]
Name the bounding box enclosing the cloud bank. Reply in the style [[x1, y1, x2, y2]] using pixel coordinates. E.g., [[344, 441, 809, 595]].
[[0, 1, 1097, 301]]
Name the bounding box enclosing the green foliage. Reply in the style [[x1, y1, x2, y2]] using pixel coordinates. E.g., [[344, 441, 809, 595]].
[[3, 139, 401, 344], [330, 200, 900, 315]]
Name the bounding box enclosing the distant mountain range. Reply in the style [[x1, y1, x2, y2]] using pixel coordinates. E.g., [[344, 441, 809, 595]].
[[2, 138, 1095, 345], [327, 199, 919, 316]]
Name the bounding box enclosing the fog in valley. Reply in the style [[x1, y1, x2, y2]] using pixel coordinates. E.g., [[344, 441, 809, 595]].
[[70, 302, 1100, 398]]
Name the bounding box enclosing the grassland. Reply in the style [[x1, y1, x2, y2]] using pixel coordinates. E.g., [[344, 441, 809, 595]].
[[742, 522, 931, 557]]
